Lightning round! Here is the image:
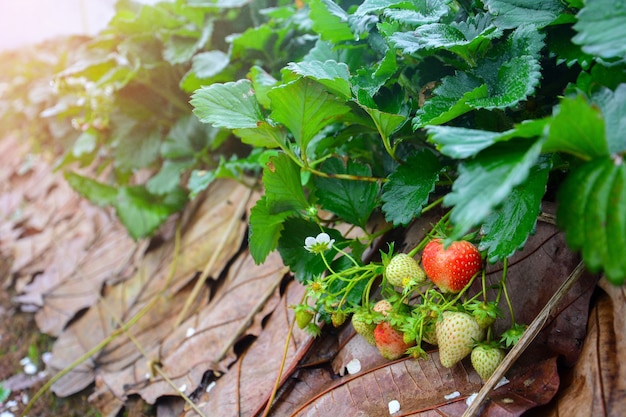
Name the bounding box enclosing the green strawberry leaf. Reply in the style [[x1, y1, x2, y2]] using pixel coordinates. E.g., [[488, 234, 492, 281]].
[[543, 94, 608, 160], [114, 186, 188, 240], [557, 158, 626, 284], [161, 115, 220, 159], [413, 72, 489, 128], [233, 122, 288, 149], [187, 150, 276, 199], [390, 16, 503, 65], [313, 158, 379, 229], [360, 105, 408, 141], [249, 195, 291, 264], [64, 171, 118, 206], [479, 157, 551, 262], [427, 118, 547, 159], [467, 55, 542, 110], [190, 79, 264, 129], [277, 218, 346, 282], [309, 0, 354, 43], [147, 160, 194, 195], [248, 65, 278, 109], [373, 0, 450, 24], [444, 138, 544, 241], [381, 150, 441, 226], [354, 0, 417, 15], [592, 85, 626, 155], [286, 60, 352, 99], [484, 0, 568, 29], [114, 123, 162, 171], [573, 0, 626, 60], [263, 152, 309, 214], [268, 78, 351, 155], [185, 50, 230, 80]]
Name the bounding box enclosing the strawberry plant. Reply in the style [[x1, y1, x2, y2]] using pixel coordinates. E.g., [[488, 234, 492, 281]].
[[3, 0, 626, 413], [4, 0, 625, 286], [189, 0, 626, 289]]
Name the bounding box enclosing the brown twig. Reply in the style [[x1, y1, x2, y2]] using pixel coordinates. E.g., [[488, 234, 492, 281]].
[[462, 260, 587, 417]]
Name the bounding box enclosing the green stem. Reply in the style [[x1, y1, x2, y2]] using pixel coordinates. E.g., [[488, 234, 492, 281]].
[[500, 259, 516, 324], [407, 210, 451, 258]]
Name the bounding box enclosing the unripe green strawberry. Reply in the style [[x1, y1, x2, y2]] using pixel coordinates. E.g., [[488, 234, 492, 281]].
[[467, 301, 501, 330], [352, 312, 376, 346], [373, 299, 393, 316], [471, 344, 505, 381], [436, 311, 484, 368], [295, 309, 314, 329], [385, 253, 426, 287], [422, 319, 438, 346], [331, 311, 347, 327], [374, 322, 414, 360]]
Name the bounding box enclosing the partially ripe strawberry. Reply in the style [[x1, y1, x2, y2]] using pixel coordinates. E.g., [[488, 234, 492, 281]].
[[352, 312, 376, 346], [422, 239, 482, 293], [436, 311, 484, 368], [385, 253, 426, 287], [471, 344, 505, 381], [373, 299, 393, 316], [374, 322, 414, 360]]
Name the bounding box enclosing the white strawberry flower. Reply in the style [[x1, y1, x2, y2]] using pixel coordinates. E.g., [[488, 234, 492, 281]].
[[304, 232, 335, 254]]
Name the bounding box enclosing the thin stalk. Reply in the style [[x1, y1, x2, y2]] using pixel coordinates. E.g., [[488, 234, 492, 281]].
[[260, 292, 302, 417]]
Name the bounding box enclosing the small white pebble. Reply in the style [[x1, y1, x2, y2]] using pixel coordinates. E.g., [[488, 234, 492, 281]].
[[145, 373, 151, 380], [23, 363, 37, 375], [41, 352, 53, 364], [178, 384, 187, 393], [206, 381, 216, 393], [388, 399, 400, 414], [6, 400, 17, 410], [186, 327, 195, 338], [21, 394, 29, 404], [0, 411, 15, 417], [444, 391, 461, 400], [346, 358, 361, 375], [19, 357, 31, 366], [466, 392, 478, 406], [495, 376, 510, 389]]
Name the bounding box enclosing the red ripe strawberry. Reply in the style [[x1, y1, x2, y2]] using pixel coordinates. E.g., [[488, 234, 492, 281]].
[[422, 239, 482, 293], [436, 311, 484, 368], [374, 322, 414, 360]]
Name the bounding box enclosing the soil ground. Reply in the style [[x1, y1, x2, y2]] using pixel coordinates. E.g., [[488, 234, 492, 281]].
[[0, 265, 99, 417]]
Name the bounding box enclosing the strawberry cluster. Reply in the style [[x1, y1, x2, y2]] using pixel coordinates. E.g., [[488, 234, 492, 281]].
[[295, 231, 526, 383]]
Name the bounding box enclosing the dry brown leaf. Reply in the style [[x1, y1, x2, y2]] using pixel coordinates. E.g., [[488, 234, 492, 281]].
[[17, 210, 143, 335], [47, 179, 250, 398], [270, 350, 560, 417], [534, 278, 626, 417], [99, 249, 289, 405], [183, 279, 314, 417]]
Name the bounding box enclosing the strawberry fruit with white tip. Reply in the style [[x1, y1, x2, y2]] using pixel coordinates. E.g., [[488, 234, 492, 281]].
[[436, 311, 484, 368]]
